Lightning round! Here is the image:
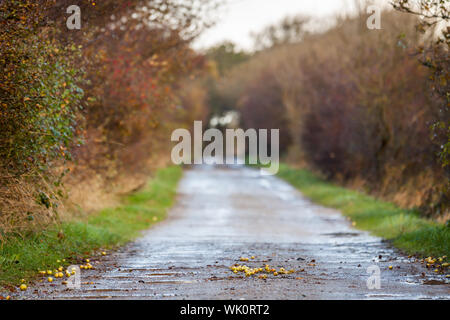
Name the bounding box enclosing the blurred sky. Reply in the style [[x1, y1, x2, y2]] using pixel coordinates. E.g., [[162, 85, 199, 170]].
[[193, 0, 387, 51]]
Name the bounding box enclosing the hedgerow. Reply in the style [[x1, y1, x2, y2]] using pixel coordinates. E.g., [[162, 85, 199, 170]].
[[0, 0, 215, 238]]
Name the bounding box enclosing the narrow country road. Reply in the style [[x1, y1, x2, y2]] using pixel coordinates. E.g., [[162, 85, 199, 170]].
[[26, 165, 449, 299]]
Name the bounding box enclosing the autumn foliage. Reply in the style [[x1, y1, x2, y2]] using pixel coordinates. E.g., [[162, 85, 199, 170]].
[[0, 0, 213, 237], [212, 10, 449, 217]]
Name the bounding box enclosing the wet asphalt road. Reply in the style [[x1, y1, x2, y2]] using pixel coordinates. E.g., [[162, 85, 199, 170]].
[[22, 165, 449, 299]]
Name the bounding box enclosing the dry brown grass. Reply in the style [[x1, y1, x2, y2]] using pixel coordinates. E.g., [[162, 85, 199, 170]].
[[0, 140, 174, 243], [0, 171, 57, 242]]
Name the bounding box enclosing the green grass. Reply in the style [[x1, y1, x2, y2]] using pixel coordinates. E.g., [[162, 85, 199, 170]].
[[0, 166, 182, 288], [277, 164, 449, 259]]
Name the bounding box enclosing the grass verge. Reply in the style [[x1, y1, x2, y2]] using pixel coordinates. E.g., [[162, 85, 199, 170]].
[[0, 166, 182, 289], [276, 164, 449, 259]]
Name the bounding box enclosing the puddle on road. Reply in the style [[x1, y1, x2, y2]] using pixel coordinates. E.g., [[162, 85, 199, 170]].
[[85, 288, 131, 293], [60, 292, 177, 299], [322, 232, 360, 238], [147, 273, 179, 276], [365, 293, 407, 299], [144, 280, 198, 284]]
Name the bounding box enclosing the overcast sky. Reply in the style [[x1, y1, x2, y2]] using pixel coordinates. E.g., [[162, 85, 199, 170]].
[[193, 0, 388, 51]]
